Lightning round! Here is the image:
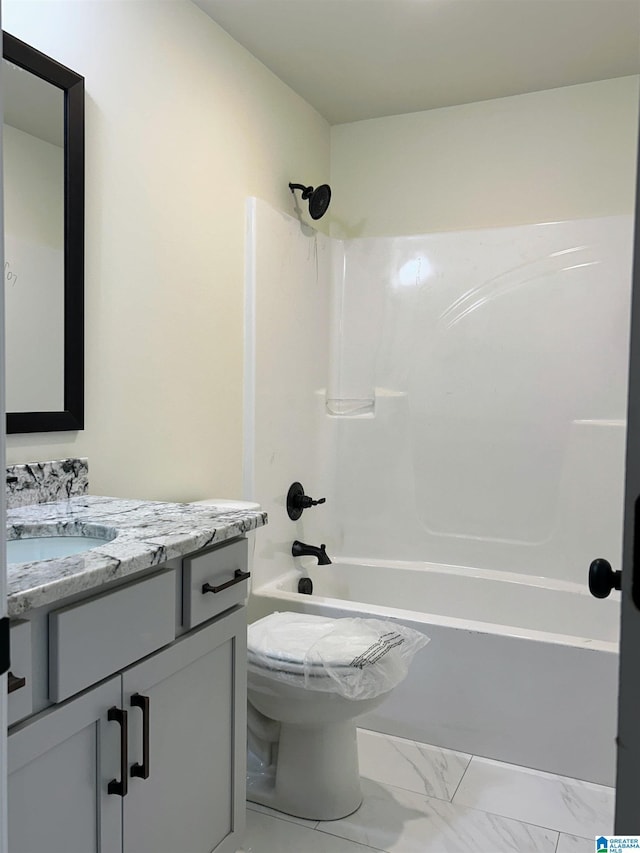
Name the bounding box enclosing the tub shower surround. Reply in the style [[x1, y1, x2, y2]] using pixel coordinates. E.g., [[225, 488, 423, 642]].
[[248, 202, 630, 789], [250, 207, 632, 586], [6, 458, 89, 509], [7, 495, 267, 616], [328, 215, 632, 580]]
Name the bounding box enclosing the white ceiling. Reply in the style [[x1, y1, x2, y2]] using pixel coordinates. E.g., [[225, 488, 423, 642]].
[[193, 0, 640, 125]]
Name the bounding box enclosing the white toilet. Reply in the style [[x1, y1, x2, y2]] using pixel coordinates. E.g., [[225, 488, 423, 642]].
[[246, 611, 419, 821], [191, 500, 424, 821]]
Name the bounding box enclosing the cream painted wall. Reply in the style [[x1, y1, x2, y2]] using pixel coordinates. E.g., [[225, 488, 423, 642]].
[[3, 0, 330, 501], [330, 76, 639, 238]]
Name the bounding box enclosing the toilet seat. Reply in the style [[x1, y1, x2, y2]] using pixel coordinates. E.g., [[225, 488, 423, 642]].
[[248, 611, 369, 662], [248, 655, 353, 680], [248, 612, 357, 681], [247, 610, 412, 689]]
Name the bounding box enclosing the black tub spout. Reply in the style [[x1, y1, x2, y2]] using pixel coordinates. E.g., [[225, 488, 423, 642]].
[[291, 540, 332, 565]]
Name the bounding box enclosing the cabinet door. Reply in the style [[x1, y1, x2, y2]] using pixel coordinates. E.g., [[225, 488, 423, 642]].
[[122, 607, 247, 853], [8, 677, 123, 853]]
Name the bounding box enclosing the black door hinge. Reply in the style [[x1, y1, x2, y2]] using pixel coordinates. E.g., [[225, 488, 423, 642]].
[[0, 617, 10, 676]]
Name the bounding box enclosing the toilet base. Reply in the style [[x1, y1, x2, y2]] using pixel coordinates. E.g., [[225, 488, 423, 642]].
[[247, 719, 363, 821]]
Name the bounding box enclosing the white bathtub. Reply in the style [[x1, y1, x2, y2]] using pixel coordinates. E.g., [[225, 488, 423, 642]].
[[250, 558, 620, 786]]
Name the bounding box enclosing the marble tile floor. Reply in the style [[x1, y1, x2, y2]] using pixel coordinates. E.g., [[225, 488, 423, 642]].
[[238, 728, 615, 853]]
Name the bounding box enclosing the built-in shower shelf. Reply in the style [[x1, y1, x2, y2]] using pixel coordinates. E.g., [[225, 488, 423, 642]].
[[325, 388, 407, 417], [326, 398, 375, 417]]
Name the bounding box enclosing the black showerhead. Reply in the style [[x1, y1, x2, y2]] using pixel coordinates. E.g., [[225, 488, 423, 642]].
[[289, 182, 332, 220]]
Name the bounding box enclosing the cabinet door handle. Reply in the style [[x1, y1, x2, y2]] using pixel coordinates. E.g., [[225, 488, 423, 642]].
[[130, 693, 150, 780], [107, 706, 128, 797], [7, 671, 26, 694], [202, 569, 250, 595]]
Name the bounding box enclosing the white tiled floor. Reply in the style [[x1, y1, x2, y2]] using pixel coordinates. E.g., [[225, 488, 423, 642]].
[[238, 728, 615, 852]]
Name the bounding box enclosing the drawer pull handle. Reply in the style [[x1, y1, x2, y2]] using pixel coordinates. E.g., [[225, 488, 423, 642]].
[[130, 693, 150, 780], [107, 706, 128, 797], [202, 569, 251, 595], [7, 671, 26, 694]]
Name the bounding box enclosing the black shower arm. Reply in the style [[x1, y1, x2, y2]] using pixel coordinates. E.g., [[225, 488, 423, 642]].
[[288, 182, 313, 199]]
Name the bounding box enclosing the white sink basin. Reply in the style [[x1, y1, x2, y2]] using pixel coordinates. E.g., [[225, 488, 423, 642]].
[[7, 524, 117, 564]]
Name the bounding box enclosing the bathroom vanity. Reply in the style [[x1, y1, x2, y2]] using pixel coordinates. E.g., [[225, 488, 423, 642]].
[[5, 495, 266, 853]]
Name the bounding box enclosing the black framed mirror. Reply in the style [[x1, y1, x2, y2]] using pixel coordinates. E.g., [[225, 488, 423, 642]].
[[3, 32, 84, 434]]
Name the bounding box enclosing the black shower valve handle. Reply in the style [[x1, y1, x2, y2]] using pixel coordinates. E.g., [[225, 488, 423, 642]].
[[297, 494, 326, 510], [286, 482, 327, 521]]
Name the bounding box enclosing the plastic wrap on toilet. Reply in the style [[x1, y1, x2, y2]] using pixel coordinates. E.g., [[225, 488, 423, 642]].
[[247, 612, 429, 700]]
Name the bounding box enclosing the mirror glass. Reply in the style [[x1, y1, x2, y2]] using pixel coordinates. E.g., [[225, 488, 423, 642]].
[[4, 59, 65, 411], [2, 33, 84, 434]]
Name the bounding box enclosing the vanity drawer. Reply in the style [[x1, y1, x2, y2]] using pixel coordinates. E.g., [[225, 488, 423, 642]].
[[8, 620, 32, 726], [49, 569, 176, 702], [183, 538, 249, 629]]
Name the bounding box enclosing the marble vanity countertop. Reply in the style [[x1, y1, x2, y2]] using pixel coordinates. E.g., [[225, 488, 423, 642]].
[[7, 495, 267, 616]]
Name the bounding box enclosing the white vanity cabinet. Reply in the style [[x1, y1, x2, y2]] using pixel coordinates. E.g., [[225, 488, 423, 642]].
[[121, 609, 246, 853], [8, 675, 123, 853], [6, 537, 249, 853]]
